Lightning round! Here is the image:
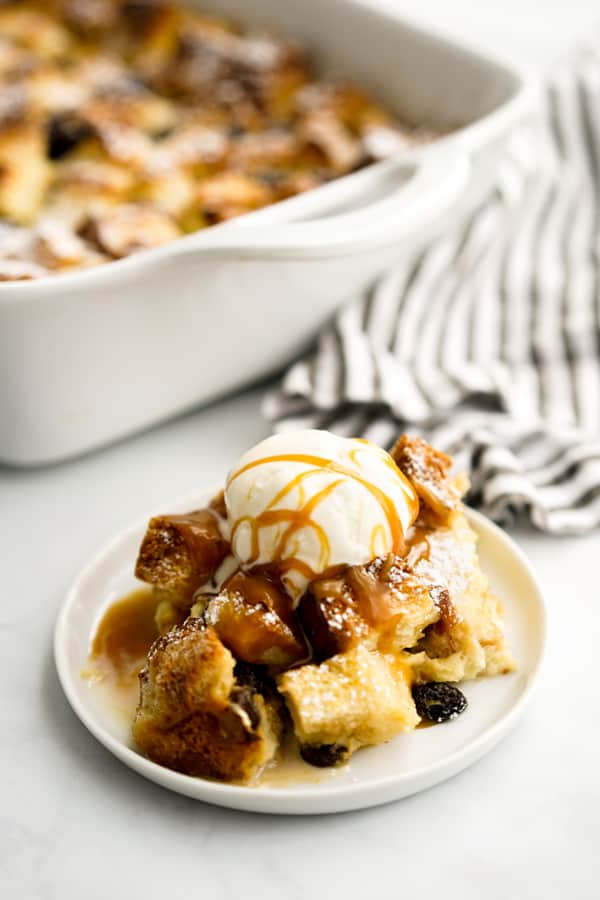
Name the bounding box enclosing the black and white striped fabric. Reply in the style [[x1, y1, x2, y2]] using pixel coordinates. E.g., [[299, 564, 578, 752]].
[[264, 49, 600, 533]]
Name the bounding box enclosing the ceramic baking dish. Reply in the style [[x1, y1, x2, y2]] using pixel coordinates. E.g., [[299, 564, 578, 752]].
[[0, 0, 533, 465]]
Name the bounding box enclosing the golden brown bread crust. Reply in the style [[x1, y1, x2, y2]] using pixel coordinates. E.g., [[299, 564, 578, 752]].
[[299, 553, 444, 661], [390, 435, 462, 519], [61, 0, 120, 35], [133, 620, 283, 782], [204, 570, 308, 669], [298, 574, 371, 661], [135, 508, 229, 608], [78, 202, 180, 258], [0, 121, 51, 225]]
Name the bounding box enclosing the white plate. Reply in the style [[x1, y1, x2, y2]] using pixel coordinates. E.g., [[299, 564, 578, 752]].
[[54, 488, 546, 815]]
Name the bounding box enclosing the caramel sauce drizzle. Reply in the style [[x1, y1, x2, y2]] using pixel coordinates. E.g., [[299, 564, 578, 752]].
[[369, 523, 386, 560], [230, 471, 339, 580], [279, 478, 343, 564], [349, 444, 419, 514], [228, 450, 418, 585]]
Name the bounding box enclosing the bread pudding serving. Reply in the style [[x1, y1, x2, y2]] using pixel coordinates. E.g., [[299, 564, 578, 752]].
[[92, 430, 515, 784], [0, 0, 438, 280]]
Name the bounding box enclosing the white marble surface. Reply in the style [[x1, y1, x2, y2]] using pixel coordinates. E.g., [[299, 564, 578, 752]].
[[2, 2, 600, 898]]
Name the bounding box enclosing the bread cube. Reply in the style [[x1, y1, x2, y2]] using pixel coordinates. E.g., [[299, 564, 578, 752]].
[[278, 644, 419, 758], [0, 124, 51, 224], [205, 570, 308, 668], [78, 203, 180, 258], [299, 554, 441, 661], [133, 620, 283, 782], [390, 435, 462, 519], [135, 508, 229, 607]]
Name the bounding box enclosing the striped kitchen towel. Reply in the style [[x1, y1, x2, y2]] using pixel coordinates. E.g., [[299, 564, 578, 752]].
[[264, 47, 600, 533]]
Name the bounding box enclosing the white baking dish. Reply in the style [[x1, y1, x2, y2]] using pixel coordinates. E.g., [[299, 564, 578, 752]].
[[0, 0, 533, 465]]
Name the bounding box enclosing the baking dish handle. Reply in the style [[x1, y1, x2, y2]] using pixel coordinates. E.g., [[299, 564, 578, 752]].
[[172, 149, 470, 257]]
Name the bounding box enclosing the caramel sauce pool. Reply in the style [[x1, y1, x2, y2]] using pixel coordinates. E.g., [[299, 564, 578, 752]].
[[89, 587, 161, 686]]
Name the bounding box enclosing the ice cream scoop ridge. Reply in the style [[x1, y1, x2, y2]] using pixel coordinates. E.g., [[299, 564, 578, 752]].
[[224, 430, 419, 602]]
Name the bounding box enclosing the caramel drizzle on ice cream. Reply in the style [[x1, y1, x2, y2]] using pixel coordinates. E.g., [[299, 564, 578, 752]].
[[228, 451, 418, 584]]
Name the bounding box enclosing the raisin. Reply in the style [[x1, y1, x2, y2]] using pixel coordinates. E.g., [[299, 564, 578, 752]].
[[412, 682, 467, 723], [203, 209, 221, 226], [47, 115, 91, 160], [299, 743, 348, 768]]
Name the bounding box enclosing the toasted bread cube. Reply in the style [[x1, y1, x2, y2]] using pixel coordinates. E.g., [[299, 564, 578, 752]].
[[133, 621, 283, 781], [406, 508, 516, 682], [278, 644, 419, 756], [263, 64, 311, 121], [205, 571, 308, 668], [391, 435, 462, 519], [138, 168, 197, 217], [135, 508, 229, 608], [0, 124, 51, 224], [83, 89, 176, 136], [191, 171, 272, 224], [79, 123, 155, 169], [0, 8, 71, 59], [154, 596, 186, 635], [25, 68, 89, 119], [48, 159, 136, 226], [412, 596, 513, 683], [299, 555, 441, 661], [295, 82, 390, 131], [53, 158, 135, 195], [78, 203, 180, 258], [300, 110, 363, 173], [298, 577, 370, 661], [154, 123, 228, 173], [161, 18, 302, 101], [61, 0, 119, 35], [0, 259, 48, 282], [121, 1, 183, 80], [228, 130, 301, 170]]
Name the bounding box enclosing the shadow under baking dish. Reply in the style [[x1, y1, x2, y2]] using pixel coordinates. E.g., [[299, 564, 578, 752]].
[[54, 487, 546, 815]]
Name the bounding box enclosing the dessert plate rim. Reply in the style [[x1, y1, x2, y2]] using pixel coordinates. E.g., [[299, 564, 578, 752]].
[[54, 486, 546, 815]]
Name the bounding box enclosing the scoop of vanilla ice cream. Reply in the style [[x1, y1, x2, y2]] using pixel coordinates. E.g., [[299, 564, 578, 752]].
[[224, 430, 418, 602]]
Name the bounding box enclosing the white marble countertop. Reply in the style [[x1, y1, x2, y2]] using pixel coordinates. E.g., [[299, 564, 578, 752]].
[[2, 2, 599, 898]]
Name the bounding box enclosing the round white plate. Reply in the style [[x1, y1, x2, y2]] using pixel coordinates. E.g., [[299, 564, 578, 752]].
[[55, 488, 546, 815]]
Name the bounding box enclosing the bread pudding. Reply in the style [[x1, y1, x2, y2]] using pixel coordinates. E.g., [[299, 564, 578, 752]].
[[0, 0, 439, 280], [88, 430, 515, 783]]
